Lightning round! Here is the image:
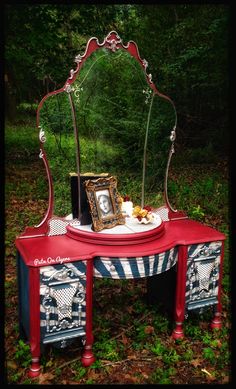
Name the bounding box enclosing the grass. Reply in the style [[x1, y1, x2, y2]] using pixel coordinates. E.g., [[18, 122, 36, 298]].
[[4, 117, 231, 384]]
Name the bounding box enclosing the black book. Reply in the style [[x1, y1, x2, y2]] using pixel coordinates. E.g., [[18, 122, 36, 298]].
[[70, 172, 109, 225]]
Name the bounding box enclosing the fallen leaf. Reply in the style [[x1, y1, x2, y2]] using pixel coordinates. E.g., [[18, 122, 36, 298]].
[[87, 369, 100, 380], [38, 372, 55, 384], [191, 358, 203, 367], [127, 354, 137, 360], [221, 375, 230, 384], [123, 374, 139, 383], [65, 381, 80, 385], [126, 306, 134, 314], [215, 339, 222, 348], [5, 275, 15, 283], [7, 360, 18, 370], [121, 333, 129, 345], [144, 325, 154, 334]]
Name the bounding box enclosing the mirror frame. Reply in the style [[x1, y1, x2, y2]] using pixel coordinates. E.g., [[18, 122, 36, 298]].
[[19, 31, 186, 239]]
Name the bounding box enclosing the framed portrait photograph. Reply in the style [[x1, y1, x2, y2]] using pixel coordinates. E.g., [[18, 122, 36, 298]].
[[84, 176, 125, 232]]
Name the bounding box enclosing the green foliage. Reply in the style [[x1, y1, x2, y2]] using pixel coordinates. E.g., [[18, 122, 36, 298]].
[[74, 48, 169, 175], [182, 347, 194, 361], [152, 314, 169, 333], [184, 322, 203, 340], [55, 367, 62, 376], [94, 339, 120, 361], [4, 3, 122, 116], [90, 360, 103, 369], [5, 4, 229, 155], [72, 362, 87, 380], [150, 338, 180, 364], [10, 372, 23, 383], [167, 163, 228, 224], [14, 340, 31, 368], [189, 205, 205, 220], [162, 348, 180, 365], [130, 5, 229, 154], [178, 144, 218, 165], [203, 347, 216, 364], [150, 367, 176, 384], [134, 323, 151, 342], [5, 123, 38, 154], [150, 338, 165, 356], [17, 102, 38, 115], [86, 379, 95, 384]]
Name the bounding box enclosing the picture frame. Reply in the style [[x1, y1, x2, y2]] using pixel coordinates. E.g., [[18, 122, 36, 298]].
[[84, 176, 126, 232]]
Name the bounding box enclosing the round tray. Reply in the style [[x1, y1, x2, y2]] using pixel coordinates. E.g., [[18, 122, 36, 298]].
[[66, 217, 165, 246]]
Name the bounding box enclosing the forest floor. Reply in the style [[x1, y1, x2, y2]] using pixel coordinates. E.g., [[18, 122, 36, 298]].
[[4, 149, 232, 385]]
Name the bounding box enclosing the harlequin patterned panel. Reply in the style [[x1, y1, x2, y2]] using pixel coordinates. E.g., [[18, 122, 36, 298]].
[[154, 207, 169, 221], [47, 218, 81, 236], [185, 241, 222, 310], [94, 247, 178, 279]]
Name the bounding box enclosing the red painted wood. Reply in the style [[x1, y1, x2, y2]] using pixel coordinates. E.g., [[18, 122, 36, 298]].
[[211, 241, 224, 329], [82, 259, 95, 367], [29, 267, 41, 376], [66, 221, 165, 246], [19, 147, 54, 238], [17, 218, 225, 374], [168, 210, 188, 220], [172, 245, 188, 339], [85, 259, 94, 345], [28, 358, 41, 378], [15, 219, 225, 268]]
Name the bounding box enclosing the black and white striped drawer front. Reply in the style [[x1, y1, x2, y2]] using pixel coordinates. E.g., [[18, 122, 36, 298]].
[[40, 262, 87, 348], [94, 247, 178, 279], [185, 241, 222, 311]]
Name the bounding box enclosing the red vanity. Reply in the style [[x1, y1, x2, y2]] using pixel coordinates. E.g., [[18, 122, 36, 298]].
[[15, 31, 225, 377]]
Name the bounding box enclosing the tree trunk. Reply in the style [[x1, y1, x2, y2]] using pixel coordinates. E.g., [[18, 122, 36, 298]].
[[5, 73, 17, 121]]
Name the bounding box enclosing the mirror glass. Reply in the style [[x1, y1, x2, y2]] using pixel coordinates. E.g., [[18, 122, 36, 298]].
[[38, 91, 77, 216], [143, 93, 175, 208]]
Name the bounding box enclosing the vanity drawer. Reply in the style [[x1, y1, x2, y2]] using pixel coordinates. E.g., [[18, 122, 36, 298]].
[[40, 262, 87, 348], [94, 247, 178, 279], [185, 241, 222, 311]]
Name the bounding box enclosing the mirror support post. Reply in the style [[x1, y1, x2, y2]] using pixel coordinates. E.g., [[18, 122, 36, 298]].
[[68, 91, 82, 221], [141, 92, 154, 208], [164, 126, 178, 213]]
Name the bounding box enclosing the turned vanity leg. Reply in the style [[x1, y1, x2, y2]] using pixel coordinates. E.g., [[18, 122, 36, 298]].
[[82, 344, 95, 367], [211, 312, 222, 329], [211, 242, 224, 330], [172, 245, 188, 340], [29, 357, 41, 378], [28, 268, 41, 377], [82, 259, 95, 367]]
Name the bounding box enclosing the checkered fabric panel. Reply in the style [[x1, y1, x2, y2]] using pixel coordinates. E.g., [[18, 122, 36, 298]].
[[48, 218, 81, 236], [154, 207, 169, 221]]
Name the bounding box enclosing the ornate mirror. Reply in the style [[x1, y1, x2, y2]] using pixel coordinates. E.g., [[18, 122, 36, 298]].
[[19, 31, 186, 238]]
